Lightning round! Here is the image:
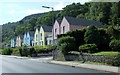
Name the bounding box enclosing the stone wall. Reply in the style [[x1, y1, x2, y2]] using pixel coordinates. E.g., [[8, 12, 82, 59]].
[[54, 48, 119, 63]]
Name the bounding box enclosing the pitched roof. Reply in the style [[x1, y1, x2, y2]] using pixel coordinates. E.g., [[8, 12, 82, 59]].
[[19, 35, 24, 39], [41, 25, 53, 32], [56, 19, 62, 25], [28, 31, 35, 37], [36, 27, 40, 31], [64, 16, 105, 28]]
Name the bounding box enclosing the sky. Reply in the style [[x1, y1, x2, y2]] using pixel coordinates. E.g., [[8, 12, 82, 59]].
[[0, 0, 92, 25]]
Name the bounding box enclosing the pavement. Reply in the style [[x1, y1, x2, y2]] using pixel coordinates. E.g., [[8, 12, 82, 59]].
[[2, 55, 120, 73]]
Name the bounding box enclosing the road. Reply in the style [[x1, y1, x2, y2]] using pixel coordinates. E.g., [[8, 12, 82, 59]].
[[1, 55, 109, 73]]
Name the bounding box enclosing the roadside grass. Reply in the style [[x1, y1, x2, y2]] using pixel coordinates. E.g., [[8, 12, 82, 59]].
[[56, 58, 66, 61], [91, 51, 120, 55], [56, 59, 108, 66], [72, 60, 107, 65], [69, 51, 120, 55]]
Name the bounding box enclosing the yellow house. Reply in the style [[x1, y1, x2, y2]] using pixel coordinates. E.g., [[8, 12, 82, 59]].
[[39, 25, 52, 46], [34, 28, 40, 46]]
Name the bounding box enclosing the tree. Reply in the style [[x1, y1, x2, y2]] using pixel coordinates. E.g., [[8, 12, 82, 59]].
[[56, 3, 82, 18], [107, 26, 120, 40], [84, 25, 101, 46]]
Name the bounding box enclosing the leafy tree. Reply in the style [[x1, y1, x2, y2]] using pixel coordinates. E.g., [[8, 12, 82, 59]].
[[56, 3, 82, 18], [84, 25, 101, 46], [107, 26, 120, 40]]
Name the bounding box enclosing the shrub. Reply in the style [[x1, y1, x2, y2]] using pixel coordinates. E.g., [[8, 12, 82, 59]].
[[12, 48, 20, 54], [57, 36, 76, 55], [21, 45, 28, 56], [79, 44, 98, 53], [19, 47, 22, 56], [109, 39, 120, 51], [28, 47, 37, 57], [2, 47, 13, 55]]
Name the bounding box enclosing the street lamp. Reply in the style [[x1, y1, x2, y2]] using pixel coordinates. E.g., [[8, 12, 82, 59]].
[[42, 6, 55, 60]]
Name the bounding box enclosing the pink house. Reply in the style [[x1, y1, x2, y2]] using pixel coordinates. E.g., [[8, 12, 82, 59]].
[[53, 16, 104, 44], [53, 19, 62, 44]]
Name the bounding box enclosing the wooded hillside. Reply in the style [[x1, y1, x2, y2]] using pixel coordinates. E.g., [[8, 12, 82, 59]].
[[2, 2, 120, 45]]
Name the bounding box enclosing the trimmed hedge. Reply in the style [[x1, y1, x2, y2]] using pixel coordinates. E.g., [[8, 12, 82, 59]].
[[79, 44, 98, 53]]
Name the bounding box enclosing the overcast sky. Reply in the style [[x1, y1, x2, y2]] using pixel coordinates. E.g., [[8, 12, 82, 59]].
[[0, 0, 92, 25]]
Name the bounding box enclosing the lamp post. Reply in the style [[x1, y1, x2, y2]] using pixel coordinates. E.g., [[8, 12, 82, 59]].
[[42, 6, 55, 60]]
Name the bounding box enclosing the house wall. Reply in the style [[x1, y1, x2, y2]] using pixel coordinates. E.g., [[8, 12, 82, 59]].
[[39, 27, 52, 46], [39, 27, 45, 46], [53, 20, 61, 40], [18, 36, 21, 47], [23, 33, 27, 45], [44, 32, 52, 45], [16, 37, 19, 47], [27, 32, 30, 46], [34, 28, 39, 46], [46, 35, 52, 45], [60, 17, 70, 34], [11, 39, 13, 47]]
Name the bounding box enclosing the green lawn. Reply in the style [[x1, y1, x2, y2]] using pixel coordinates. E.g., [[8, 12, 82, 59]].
[[69, 51, 120, 55], [91, 51, 120, 55]]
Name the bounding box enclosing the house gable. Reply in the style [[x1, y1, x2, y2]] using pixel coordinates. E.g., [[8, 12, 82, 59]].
[[60, 17, 70, 34]]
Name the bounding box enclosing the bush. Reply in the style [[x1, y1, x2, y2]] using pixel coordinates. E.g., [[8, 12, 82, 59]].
[[79, 44, 98, 53], [105, 55, 120, 66], [19, 47, 22, 56], [57, 36, 76, 55], [109, 39, 120, 51], [28, 47, 37, 57], [12, 48, 20, 54], [2, 47, 13, 55], [21, 45, 28, 56]]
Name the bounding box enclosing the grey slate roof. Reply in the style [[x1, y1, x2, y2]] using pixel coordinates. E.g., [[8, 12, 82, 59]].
[[19, 35, 24, 39], [29, 31, 35, 37], [41, 25, 53, 32], [65, 16, 105, 28]]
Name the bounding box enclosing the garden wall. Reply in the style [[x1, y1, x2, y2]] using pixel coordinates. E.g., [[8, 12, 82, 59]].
[[54, 48, 119, 63]]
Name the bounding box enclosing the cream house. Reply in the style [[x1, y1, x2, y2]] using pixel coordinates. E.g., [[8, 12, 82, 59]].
[[34, 28, 40, 46], [16, 35, 24, 47], [39, 25, 52, 46]]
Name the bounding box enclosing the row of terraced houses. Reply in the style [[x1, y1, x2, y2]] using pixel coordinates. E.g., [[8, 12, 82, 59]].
[[11, 16, 104, 48]]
